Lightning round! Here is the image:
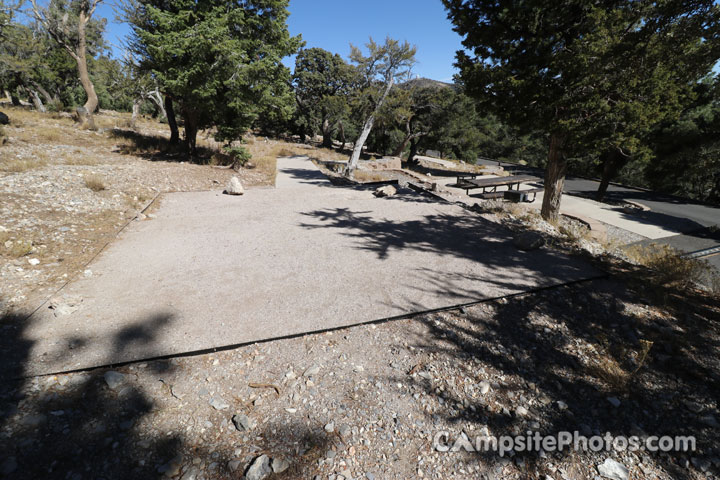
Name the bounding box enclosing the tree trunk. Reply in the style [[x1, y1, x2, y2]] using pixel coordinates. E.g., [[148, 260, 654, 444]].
[[183, 110, 198, 158], [407, 137, 420, 165], [130, 97, 142, 129], [29, 89, 46, 112], [321, 117, 333, 148], [346, 78, 395, 174], [596, 147, 629, 201], [30, 81, 54, 106], [338, 121, 346, 152], [76, 11, 98, 115], [6, 89, 20, 106], [148, 89, 166, 121], [540, 132, 568, 223], [165, 95, 179, 145]]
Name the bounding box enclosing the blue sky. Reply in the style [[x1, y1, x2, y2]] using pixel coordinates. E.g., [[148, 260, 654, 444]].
[[97, 0, 464, 82]]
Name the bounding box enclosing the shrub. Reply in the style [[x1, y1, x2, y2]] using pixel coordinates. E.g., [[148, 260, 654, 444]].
[[224, 145, 252, 169], [84, 174, 106, 192], [625, 244, 711, 288]]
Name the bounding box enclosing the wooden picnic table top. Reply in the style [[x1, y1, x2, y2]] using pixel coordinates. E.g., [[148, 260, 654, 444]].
[[464, 175, 539, 188]]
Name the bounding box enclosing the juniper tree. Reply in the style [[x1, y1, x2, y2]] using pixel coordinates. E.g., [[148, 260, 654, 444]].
[[127, 0, 302, 157], [444, 0, 720, 221]]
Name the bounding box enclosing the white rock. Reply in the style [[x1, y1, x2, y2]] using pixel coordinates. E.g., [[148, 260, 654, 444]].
[[271, 457, 290, 473], [103, 371, 125, 390], [209, 397, 230, 410], [304, 365, 320, 377], [373, 185, 396, 198], [27, 258, 40, 266], [245, 454, 271, 480], [597, 458, 629, 480], [479, 381, 491, 394], [223, 176, 244, 195]]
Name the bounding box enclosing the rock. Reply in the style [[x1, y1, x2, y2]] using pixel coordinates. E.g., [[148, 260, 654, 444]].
[[557, 400, 568, 410], [607, 397, 621, 408], [325, 422, 335, 433], [516, 406, 529, 417], [0, 457, 17, 476], [228, 460, 242, 472], [373, 185, 396, 198], [597, 458, 629, 480], [0, 111, 8, 125], [479, 381, 491, 394], [340, 469, 353, 480], [232, 413, 255, 431], [103, 371, 126, 390], [271, 456, 290, 473], [223, 176, 244, 195], [513, 231, 545, 251], [180, 467, 202, 480], [48, 295, 83, 317], [27, 258, 40, 266], [209, 397, 230, 410], [338, 423, 351, 438], [304, 365, 320, 377], [245, 454, 272, 480], [691, 457, 711, 472], [158, 455, 183, 477]]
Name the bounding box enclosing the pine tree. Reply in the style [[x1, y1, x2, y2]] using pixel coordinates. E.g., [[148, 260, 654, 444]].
[[127, 0, 302, 156], [444, 0, 720, 221]]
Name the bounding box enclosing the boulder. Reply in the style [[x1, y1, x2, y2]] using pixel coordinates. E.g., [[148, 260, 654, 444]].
[[223, 176, 245, 195], [597, 458, 629, 480], [0, 111, 8, 125], [373, 185, 397, 198], [513, 231, 545, 251], [245, 455, 271, 480]]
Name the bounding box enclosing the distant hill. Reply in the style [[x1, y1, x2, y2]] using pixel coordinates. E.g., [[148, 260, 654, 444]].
[[398, 77, 455, 90]]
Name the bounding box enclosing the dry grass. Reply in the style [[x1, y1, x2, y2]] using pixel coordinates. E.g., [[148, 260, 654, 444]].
[[559, 221, 592, 244], [2, 236, 34, 258], [0, 156, 48, 173], [352, 170, 392, 183], [84, 174, 107, 192], [625, 243, 711, 288]]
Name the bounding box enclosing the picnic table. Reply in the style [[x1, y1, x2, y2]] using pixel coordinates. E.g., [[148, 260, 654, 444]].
[[455, 174, 543, 202]]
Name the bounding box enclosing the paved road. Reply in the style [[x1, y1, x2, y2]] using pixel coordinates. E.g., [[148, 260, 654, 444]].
[[5, 157, 599, 377], [477, 159, 720, 269]]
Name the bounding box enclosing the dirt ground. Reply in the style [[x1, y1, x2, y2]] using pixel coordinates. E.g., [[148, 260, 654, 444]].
[[0, 107, 718, 480], [0, 107, 316, 317]]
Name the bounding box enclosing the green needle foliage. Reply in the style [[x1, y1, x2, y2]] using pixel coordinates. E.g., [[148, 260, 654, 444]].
[[444, 0, 720, 221], [127, 0, 302, 156]]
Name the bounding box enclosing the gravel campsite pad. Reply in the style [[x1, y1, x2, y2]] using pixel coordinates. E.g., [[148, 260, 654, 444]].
[[7, 157, 598, 377]]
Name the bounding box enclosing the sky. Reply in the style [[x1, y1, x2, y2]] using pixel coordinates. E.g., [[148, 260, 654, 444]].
[[96, 0, 465, 82]]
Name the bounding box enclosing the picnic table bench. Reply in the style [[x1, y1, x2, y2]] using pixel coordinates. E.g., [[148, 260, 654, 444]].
[[455, 174, 543, 202]]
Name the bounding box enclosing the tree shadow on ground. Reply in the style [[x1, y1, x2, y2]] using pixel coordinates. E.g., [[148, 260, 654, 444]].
[[386, 262, 720, 479], [108, 129, 220, 165], [0, 304, 330, 479], [298, 205, 593, 294]]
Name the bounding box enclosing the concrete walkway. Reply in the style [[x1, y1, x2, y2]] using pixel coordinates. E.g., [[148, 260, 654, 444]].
[[7, 157, 598, 377]]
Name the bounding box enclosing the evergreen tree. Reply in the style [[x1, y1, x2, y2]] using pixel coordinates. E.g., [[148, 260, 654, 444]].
[[127, 0, 302, 156], [292, 47, 358, 148], [444, 0, 720, 221]]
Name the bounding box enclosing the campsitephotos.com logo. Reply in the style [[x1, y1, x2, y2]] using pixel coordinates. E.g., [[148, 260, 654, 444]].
[[433, 431, 696, 457]]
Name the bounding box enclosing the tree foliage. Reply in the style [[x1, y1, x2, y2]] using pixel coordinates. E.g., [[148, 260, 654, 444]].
[[345, 37, 416, 174], [127, 0, 302, 156], [444, 0, 720, 221], [292, 47, 358, 147]]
